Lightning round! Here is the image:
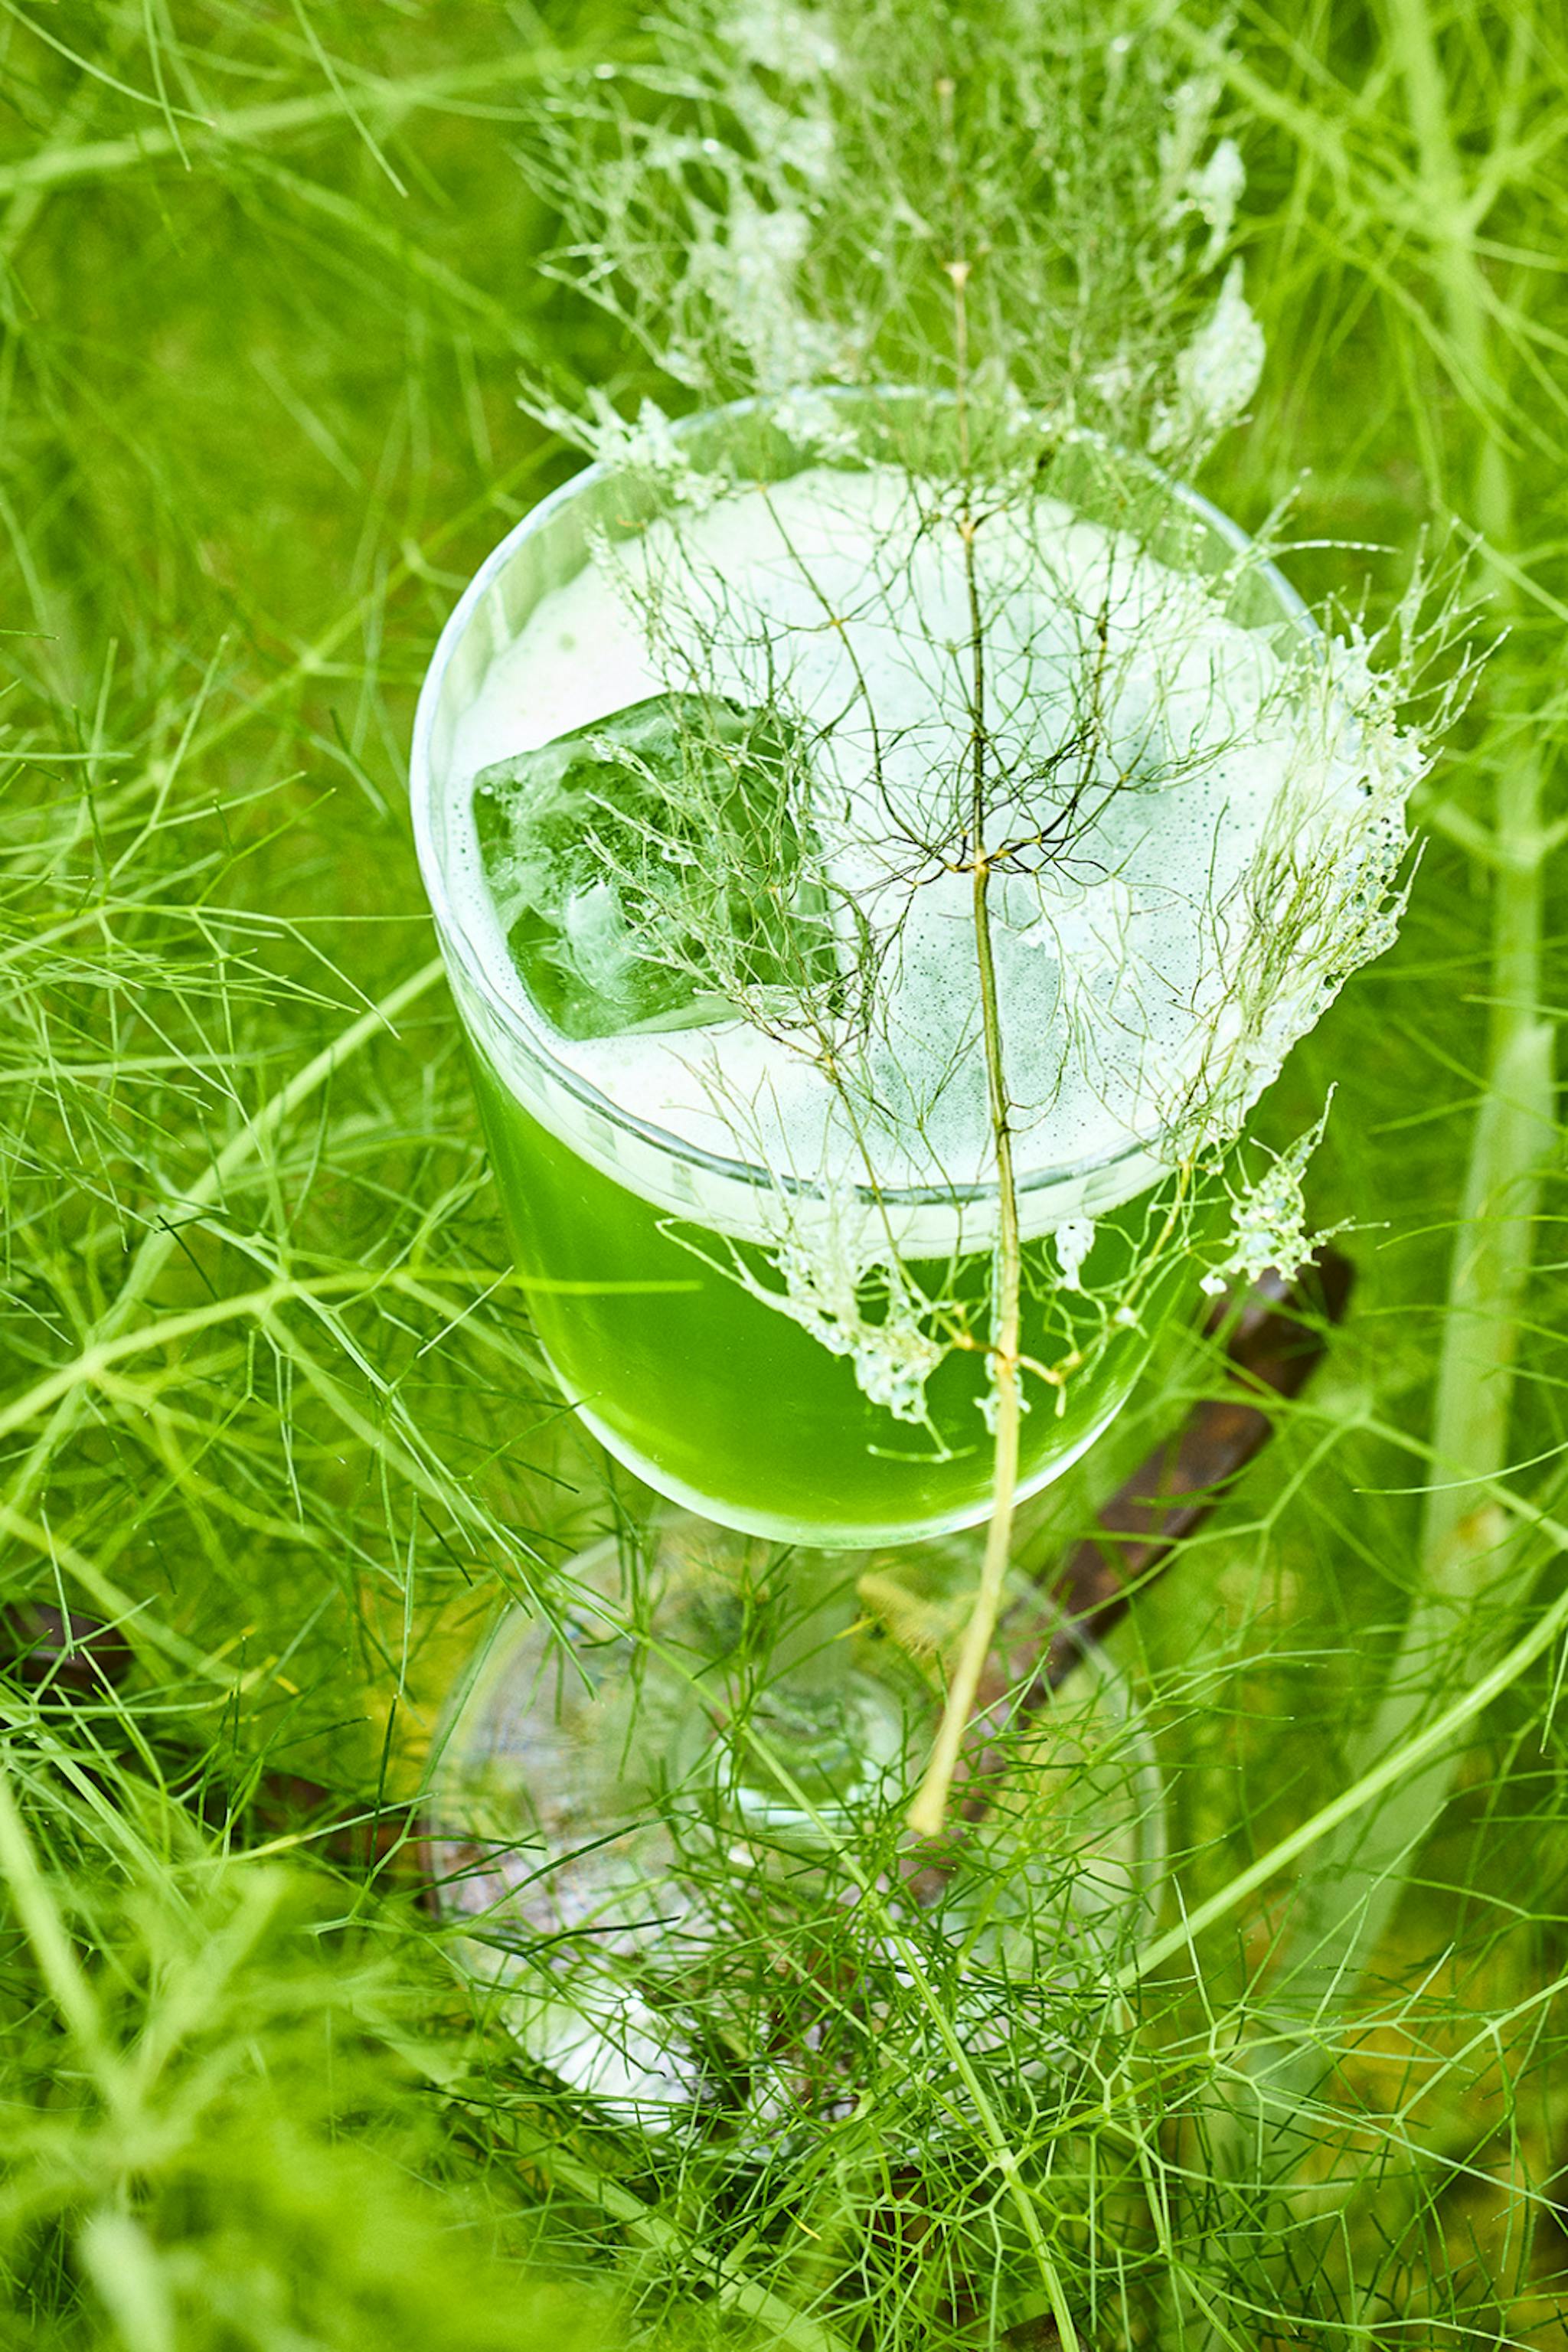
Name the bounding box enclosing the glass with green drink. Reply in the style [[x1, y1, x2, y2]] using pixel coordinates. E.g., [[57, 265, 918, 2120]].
[[411, 390, 1400, 2123]]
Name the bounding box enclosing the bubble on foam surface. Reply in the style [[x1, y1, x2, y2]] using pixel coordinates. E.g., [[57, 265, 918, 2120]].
[[1053, 1219, 1096, 1292]]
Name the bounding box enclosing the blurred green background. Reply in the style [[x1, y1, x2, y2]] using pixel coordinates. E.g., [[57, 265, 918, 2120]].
[[2, 3, 1566, 2344]]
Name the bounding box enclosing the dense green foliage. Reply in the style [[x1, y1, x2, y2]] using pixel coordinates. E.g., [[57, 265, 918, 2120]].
[[2, 2, 1566, 2344]]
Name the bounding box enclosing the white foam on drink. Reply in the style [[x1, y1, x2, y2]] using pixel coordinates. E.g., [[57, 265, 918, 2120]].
[[444, 465, 1383, 1227]]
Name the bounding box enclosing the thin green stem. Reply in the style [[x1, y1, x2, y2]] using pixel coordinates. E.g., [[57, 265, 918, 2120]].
[[2, 953, 444, 1527], [1259, 0, 1556, 2030], [0, 1755, 129, 2115], [0, 47, 593, 201], [496, 2116, 857, 2352], [908, 77, 1026, 1841], [1181, 16, 1561, 2330], [1122, 1498, 1568, 1991], [733, 1707, 1083, 2349]]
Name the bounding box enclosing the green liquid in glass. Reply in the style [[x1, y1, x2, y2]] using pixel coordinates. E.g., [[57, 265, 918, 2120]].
[[469, 1049, 1210, 1545]]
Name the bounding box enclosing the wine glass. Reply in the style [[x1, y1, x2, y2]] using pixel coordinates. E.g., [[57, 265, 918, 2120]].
[[410, 390, 1315, 2129]]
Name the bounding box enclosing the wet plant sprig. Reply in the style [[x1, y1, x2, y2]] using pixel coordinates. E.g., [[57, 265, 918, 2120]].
[[906, 76, 1027, 1837], [501, 0, 1463, 1845]]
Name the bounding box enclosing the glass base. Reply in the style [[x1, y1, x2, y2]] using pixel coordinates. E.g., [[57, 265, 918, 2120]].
[[423, 1512, 1165, 2141]]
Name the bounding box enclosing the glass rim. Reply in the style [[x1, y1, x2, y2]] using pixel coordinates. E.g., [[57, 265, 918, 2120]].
[[410, 385, 1320, 1214]]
